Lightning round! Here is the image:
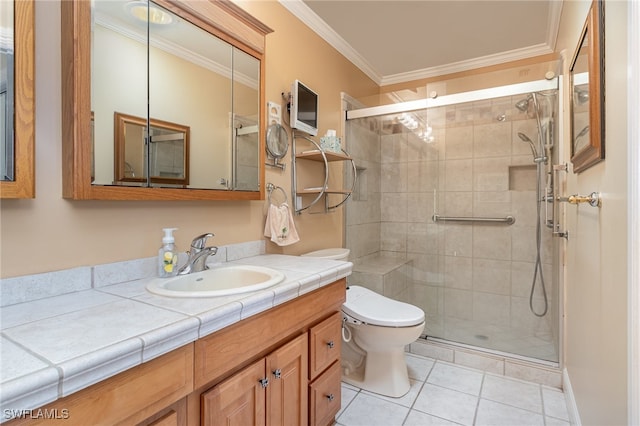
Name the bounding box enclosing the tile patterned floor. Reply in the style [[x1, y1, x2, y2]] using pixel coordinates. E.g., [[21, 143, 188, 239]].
[[336, 353, 570, 426]]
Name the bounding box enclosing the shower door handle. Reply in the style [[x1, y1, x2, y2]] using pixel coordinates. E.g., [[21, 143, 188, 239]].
[[557, 192, 602, 207]]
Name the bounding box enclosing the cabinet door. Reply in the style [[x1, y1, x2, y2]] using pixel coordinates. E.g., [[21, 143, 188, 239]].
[[309, 312, 342, 380], [202, 359, 266, 426], [266, 334, 308, 426], [309, 361, 342, 426]]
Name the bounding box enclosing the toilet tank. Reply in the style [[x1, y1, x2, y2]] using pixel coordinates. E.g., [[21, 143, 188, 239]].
[[301, 248, 350, 261]]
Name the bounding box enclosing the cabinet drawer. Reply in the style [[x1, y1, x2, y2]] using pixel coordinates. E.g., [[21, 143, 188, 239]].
[[308, 361, 341, 426], [309, 312, 342, 380]]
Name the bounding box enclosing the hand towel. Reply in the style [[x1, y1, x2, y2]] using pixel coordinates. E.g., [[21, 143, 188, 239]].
[[264, 202, 300, 246]]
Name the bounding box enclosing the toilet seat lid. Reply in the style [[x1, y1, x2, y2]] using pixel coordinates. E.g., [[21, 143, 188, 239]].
[[342, 286, 425, 327]]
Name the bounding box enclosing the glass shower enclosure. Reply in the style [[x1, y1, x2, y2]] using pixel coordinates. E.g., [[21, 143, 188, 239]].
[[344, 78, 561, 364]]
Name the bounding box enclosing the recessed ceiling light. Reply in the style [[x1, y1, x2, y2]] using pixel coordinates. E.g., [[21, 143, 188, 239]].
[[126, 1, 173, 25]]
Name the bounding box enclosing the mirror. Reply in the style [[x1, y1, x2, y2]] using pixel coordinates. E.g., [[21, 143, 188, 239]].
[[0, 1, 35, 198], [114, 112, 190, 186], [61, 0, 272, 200], [265, 123, 288, 170], [570, 0, 605, 173]]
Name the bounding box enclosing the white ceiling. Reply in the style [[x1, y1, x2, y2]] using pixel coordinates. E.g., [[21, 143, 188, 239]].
[[280, 0, 563, 86]]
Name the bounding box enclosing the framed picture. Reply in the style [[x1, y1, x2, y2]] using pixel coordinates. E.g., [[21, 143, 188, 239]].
[[569, 0, 605, 173]]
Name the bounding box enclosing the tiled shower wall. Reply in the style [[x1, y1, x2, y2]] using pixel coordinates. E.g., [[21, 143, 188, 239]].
[[345, 117, 382, 260], [345, 94, 559, 362]]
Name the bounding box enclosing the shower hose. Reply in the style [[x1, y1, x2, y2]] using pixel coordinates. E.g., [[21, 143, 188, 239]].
[[529, 92, 549, 318]]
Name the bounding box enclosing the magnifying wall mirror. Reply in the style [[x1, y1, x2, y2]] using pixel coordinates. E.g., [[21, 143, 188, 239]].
[[1, 1, 35, 199], [265, 123, 288, 170]]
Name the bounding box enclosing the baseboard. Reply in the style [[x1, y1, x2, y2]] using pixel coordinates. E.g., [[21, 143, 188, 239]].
[[409, 338, 563, 389], [562, 368, 582, 426]]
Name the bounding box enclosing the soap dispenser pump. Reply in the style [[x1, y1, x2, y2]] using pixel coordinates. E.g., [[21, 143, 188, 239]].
[[158, 228, 179, 278]]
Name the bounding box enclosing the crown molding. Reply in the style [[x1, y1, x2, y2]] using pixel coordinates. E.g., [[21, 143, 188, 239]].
[[278, 0, 383, 85], [546, 0, 564, 50], [379, 43, 554, 86]]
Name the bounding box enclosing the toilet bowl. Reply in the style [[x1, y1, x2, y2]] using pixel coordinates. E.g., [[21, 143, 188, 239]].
[[341, 285, 425, 398]]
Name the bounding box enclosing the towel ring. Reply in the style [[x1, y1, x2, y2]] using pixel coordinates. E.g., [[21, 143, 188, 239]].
[[266, 183, 288, 205]]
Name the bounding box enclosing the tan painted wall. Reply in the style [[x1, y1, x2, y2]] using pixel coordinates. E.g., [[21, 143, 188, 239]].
[[0, 1, 378, 278], [556, 1, 628, 424]]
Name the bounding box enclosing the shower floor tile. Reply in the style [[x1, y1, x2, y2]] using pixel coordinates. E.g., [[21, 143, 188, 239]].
[[336, 353, 571, 426]]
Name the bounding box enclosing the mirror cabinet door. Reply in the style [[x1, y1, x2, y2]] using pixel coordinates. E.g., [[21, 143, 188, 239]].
[[92, 1, 148, 186], [1, 0, 35, 199], [232, 48, 261, 191], [62, 0, 271, 200], [148, 4, 233, 190]]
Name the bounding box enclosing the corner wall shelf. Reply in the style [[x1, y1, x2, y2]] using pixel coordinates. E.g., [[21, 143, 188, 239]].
[[291, 131, 357, 214]]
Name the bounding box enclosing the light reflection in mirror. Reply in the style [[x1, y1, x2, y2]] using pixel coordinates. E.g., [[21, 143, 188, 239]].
[[114, 112, 190, 186]]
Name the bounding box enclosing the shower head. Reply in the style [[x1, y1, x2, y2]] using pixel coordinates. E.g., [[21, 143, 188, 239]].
[[576, 125, 590, 138], [515, 94, 533, 112], [517, 132, 542, 162], [575, 88, 589, 105], [517, 131, 535, 145]]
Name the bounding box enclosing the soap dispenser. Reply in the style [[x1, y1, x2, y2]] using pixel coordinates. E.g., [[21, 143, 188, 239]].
[[158, 228, 179, 278]]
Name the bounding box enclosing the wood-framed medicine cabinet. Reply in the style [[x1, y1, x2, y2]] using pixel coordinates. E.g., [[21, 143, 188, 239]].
[[1, 1, 35, 199], [61, 0, 272, 200]]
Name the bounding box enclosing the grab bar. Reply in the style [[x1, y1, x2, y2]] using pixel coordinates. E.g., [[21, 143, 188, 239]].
[[432, 214, 515, 225]]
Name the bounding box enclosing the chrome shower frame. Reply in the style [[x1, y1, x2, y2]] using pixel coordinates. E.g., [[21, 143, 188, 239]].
[[346, 77, 564, 238], [344, 76, 566, 367], [347, 79, 559, 120]]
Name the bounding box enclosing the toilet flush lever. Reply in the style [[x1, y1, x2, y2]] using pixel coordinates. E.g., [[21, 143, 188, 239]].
[[343, 313, 362, 325]]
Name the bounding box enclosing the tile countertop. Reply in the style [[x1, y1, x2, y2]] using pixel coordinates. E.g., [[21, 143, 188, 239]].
[[0, 254, 352, 419]]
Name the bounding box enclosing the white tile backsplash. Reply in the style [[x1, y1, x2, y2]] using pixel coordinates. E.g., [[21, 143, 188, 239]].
[[224, 240, 264, 261], [1, 241, 269, 307], [93, 257, 157, 288], [1, 267, 92, 307]]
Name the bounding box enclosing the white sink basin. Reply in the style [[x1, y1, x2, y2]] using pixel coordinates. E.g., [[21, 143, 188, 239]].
[[146, 265, 285, 298]]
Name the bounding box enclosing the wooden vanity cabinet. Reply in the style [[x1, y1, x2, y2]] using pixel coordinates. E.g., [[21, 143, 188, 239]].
[[194, 279, 346, 426], [201, 334, 308, 425], [200, 312, 343, 426], [5, 279, 346, 426], [5, 344, 194, 426]]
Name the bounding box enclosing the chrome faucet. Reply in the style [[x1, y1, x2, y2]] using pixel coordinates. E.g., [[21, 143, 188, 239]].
[[178, 233, 218, 275]]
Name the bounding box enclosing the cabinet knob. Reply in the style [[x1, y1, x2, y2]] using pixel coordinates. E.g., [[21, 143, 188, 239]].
[[327, 340, 335, 349], [258, 378, 269, 388], [272, 369, 282, 379], [326, 393, 335, 402]]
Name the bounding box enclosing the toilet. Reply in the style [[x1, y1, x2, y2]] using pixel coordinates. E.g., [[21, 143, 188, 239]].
[[341, 285, 425, 397], [300, 248, 425, 398], [301, 247, 350, 260]]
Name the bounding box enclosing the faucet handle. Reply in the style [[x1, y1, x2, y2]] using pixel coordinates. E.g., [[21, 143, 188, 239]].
[[191, 233, 214, 250]]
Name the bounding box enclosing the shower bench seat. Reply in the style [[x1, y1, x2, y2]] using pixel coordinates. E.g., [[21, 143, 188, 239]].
[[348, 252, 414, 302]]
